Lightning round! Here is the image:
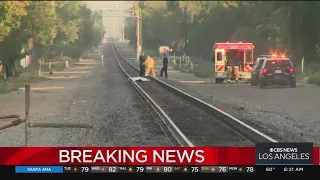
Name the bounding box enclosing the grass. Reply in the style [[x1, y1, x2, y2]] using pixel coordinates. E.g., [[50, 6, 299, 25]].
[[171, 55, 214, 78], [42, 62, 66, 72], [192, 63, 214, 78], [173, 63, 189, 72], [170, 55, 214, 78], [302, 73, 320, 85], [306, 76, 320, 85], [172, 62, 214, 78], [81, 54, 101, 60], [296, 69, 320, 85], [0, 72, 46, 93], [0, 61, 67, 94]]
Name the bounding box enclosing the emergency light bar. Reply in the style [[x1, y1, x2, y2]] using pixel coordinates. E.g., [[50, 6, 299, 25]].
[[260, 54, 287, 58], [215, 43, 254, 50]]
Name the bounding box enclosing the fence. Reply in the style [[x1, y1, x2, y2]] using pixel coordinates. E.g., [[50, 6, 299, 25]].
[[0, 84, 93, 146], [170, 55, 194, 70]]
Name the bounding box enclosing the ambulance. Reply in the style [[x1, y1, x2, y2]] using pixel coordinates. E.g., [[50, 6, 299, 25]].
[[214, 42, 254, 83]]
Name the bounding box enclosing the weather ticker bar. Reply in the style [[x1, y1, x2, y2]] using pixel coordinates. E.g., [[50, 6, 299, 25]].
[[54, 165, 320, 173], [8, 165, 253, 174], [66, 166, 252, 173], [3, 165, 319, 174]]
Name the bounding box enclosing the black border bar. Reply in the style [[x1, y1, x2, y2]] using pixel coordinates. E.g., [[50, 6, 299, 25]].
[[0, 165, 318, 176]]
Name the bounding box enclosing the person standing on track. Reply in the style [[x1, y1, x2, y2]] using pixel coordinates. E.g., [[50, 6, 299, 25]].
[[144, 55, 156, 77], [139, 52, 146, 77], [160, 53, 168, 78]]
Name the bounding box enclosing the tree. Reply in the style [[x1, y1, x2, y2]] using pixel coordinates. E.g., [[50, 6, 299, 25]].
[[76, 4, 95, 49], [0, 1, 104, 78], [25, 1, 58, 62], [0, 1, 31, 77], [0, 25, 30, 77], [0, 1, 30, 43], [124, 0, 320, 69], [55, 1, 82, 44]]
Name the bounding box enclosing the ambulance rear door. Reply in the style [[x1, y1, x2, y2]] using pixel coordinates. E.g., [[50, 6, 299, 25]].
[[215, 49, 227, 79]]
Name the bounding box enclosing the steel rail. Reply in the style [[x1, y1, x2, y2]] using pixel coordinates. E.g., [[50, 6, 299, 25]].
[[113, 43, 278, 143], [111, 43, 194, 147]]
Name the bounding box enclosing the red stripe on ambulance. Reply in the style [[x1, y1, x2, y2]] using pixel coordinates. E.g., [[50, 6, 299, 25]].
[[215, 65, 224, 72], [244, 65, 252, 72]]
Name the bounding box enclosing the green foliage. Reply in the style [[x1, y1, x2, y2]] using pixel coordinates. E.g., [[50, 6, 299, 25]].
[[125, 1, 320, 71], [173, 64, 180, 71], [0, 2, 30, 43], [0, 1, 104, 78], [54, 44, 84, 59], [27, 1, 58, 46], [306, 76, 320, 85], [55, 1, 82, 44], [193, 64, 214, 78], [178, 63, 192, 73]]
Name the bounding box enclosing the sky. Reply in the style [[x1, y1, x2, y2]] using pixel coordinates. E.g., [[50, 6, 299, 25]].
[[85, 1, 135, 38]]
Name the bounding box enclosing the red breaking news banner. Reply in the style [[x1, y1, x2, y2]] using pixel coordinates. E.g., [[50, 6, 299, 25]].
[[0, 147, 319, 166]]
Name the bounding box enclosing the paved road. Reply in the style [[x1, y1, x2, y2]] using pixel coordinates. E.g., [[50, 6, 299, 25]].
[[117, 43, 320, 145], [0, 44, 172, 146]]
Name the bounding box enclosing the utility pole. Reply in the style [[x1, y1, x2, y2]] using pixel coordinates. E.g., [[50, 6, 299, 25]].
[[184, 6, 188, 55], [137, 8, 139, 59], [121, 27, 125, 43], [100, 10, 104, 68], [116, 5, 120, 42], [136, 5, 142, 60], [139, 8, 142, 53]]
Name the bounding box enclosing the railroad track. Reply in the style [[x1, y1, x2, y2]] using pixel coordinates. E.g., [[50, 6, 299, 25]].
[[111, 43, 278, 146]]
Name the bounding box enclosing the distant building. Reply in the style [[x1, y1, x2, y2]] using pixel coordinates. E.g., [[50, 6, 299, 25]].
[[159, 46, 172, 55]]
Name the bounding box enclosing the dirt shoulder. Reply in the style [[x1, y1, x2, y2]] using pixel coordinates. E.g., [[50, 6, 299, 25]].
[[0, 47, 173, 147], [0, 58, 71, 94], [0, 59, 98, 146]]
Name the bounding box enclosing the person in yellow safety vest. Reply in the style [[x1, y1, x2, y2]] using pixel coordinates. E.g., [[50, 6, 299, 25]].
[[227, 58, 239, 83], [144, 55, 156, 77]]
